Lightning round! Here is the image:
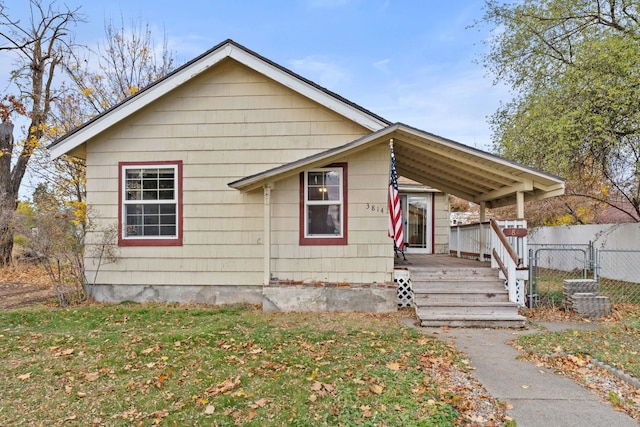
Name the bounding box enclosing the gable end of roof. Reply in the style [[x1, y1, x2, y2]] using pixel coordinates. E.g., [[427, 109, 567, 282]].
[[48, 39, 390, 159]]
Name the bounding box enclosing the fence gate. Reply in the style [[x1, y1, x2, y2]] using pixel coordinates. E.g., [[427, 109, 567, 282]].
[[529, 245, 591, 307]]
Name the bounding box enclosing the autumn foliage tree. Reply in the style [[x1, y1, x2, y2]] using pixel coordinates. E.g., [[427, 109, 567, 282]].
[[0, 0, 84, 265], [1, 4, 178, 266], [28, 18, 179, 229], [479, 0, 640, 223]]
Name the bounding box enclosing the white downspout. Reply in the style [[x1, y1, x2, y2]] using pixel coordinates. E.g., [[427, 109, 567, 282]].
[[263, 184, 273, 286]]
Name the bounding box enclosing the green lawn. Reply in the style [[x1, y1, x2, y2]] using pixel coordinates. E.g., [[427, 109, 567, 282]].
[[518, 306, 640, 379], [0, 303, 480, 426]]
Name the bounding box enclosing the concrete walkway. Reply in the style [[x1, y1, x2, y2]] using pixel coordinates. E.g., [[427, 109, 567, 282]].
[[406, 320, 638, 427]]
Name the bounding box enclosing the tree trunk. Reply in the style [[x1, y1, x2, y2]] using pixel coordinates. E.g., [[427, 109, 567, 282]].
[[0, 122, 16, 267], [0, 231, 14, 266]]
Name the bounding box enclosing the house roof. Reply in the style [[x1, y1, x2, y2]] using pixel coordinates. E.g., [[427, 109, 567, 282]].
[[48, 39, 390, 159], [229, 123, 565, 208], [49, 39, 564, 208]]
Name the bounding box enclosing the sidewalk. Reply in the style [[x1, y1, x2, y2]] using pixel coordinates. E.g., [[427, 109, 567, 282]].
[[406, 320, 638, 427]]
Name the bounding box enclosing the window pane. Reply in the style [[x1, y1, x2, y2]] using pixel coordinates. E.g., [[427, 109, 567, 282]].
[[160, 225, 176, 235], [143, 190, 157, 200], [144, 225, 160, 236], [307, 170, 341, 201], [126, 169, 142, 179], [307, 204, 341, 236], [123, 166, 178, 239], [142, 179, 158, 190], [160, 204, 176, 215], [126, 189, 142, 200], [158, 169, 174, 178], [160, 214, 176, 225], [159, 190, 174, 200], [124, 202, 176, 237]]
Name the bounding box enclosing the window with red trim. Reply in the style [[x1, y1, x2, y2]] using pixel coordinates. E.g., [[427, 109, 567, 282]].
[[119, 161, 183, 246], [300, 163, 347, 245]]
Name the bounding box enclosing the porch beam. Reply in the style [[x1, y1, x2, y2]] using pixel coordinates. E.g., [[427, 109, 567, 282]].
[[531, 181, 566, 193], [479, 202, 487, 260], [524, 187, 565, 202], [474, 180, 533, 203], [516, 191, 525, 218], [399, 169, 477, 202]]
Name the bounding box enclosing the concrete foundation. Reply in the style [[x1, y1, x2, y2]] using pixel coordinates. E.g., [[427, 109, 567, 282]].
[[262, 286, 397, 313], [85, 283, 397, 313], [85, 284, 264, 306]]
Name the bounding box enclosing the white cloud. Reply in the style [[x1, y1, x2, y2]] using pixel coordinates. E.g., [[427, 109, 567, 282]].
[[372, 58, 391, 74], [372, 65, 509, 150], [288, 55, 351, 90]]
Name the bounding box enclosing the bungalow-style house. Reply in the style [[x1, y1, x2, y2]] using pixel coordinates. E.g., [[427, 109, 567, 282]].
[[49, 40, 565, 323]]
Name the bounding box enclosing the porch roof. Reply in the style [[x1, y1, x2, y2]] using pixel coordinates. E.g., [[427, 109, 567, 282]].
[[228, 123, 565, 208]]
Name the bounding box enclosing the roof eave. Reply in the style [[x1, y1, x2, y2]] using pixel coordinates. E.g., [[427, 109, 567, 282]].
[[49, 39, 390, 159]]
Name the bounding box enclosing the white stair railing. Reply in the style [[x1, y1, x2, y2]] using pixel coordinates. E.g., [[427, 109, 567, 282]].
[[490, 218, 526, 306]]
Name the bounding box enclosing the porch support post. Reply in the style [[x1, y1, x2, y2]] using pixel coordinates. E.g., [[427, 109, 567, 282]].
[[516, 191, 525, 218], [263, 183, 273, 286], [479, 202, 486, 260]]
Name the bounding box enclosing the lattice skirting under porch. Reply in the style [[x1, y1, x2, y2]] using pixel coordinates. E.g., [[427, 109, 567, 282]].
[[394, 269, 412, 308]]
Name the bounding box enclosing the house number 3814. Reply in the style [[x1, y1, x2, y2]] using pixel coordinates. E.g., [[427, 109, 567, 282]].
[[365, 203, 386, 214]]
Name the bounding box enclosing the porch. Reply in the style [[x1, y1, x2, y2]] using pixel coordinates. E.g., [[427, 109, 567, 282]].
[[395, 220, 529, 328]]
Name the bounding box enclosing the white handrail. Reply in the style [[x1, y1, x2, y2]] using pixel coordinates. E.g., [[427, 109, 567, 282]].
[[490, 218, 526, 306]]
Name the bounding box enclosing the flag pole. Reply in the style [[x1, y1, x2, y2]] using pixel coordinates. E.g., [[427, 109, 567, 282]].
[[388, 138, 405, 257]]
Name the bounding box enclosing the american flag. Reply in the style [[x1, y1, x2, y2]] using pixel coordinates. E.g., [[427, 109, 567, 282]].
[[388, 143, 405, 250]]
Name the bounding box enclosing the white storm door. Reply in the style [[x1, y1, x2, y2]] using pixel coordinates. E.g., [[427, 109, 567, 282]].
[[401, 194, 433, 254]]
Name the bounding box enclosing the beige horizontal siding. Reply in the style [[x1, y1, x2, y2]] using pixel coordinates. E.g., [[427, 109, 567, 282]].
[[85, 58, 395, 288], [269, 144, 393, 285]]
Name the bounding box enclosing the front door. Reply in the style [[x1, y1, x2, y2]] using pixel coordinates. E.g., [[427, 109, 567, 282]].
[[401, 194, 433, 254]]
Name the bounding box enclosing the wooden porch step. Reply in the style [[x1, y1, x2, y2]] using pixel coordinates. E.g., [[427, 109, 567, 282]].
[[417, 301, 520, 317], [419, 313, 526, 328], [408, 265, 526, 328], [412, 280, 506, 293], [414, 289, 509, 304], [409, 267, 499, 281]]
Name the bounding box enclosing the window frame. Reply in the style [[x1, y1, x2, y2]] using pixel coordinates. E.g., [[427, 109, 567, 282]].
[[118, 160, 183, 247], [299, 163, 348, 246]]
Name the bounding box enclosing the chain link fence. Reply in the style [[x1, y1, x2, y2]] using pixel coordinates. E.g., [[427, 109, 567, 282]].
[[529, 244, 640, 307]]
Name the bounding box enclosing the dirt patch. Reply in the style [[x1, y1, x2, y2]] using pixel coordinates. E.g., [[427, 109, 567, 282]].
[[0, 262, 55, 309]]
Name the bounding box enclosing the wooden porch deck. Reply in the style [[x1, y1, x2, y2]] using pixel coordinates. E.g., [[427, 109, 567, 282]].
[[395, 253, 490, 269]]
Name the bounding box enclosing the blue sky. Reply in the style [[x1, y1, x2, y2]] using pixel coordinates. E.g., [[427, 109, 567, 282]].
[[1, 0, 505, 150]]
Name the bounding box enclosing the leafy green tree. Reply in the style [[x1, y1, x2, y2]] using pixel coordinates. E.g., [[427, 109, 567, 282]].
[[479, 0, 640, 223]]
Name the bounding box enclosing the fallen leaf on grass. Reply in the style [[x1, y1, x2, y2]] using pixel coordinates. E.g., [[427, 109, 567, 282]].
[[369, 384, 384, 395], [141, 345, 159, 355], [18, 372, 31, 380], [360, 405, 373, 418], [84, 372, 100, 381], [386, 362, 400, 371], [249, 398, 271, 409], [204, 405, 215, 415], [205, 377, 241, 396]]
